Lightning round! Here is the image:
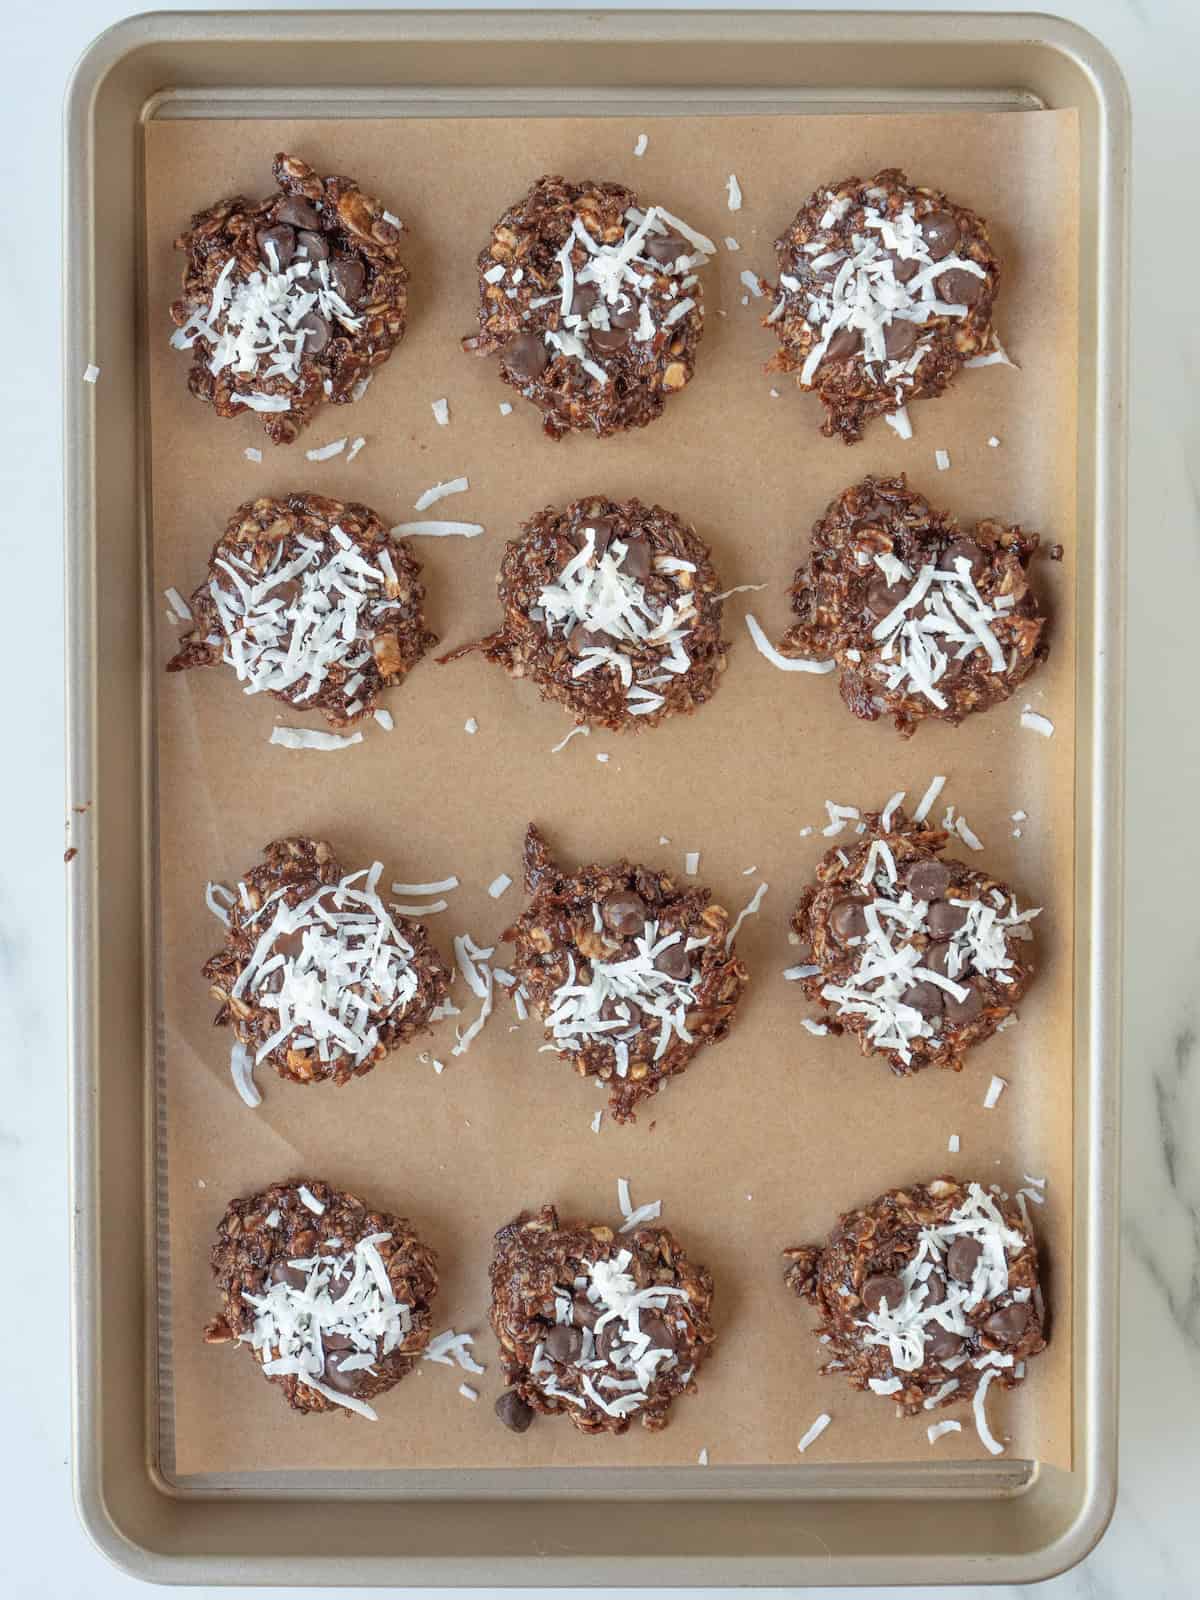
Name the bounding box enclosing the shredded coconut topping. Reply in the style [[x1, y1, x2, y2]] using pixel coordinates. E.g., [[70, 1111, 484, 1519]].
[[867, 551, 1010, 710]]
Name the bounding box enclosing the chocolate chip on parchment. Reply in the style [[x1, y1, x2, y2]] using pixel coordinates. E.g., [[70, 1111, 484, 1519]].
[[503, 332, 550, 381], [495, 1389, 535, 1433]]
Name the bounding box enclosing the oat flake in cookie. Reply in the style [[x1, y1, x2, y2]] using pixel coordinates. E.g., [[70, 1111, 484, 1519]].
[[462, 175, 714, 439], [504, 824, 748, 1122], [766, 169, 1002, 442], [169, 153, 407, 444], [791, 807, 1038, 1075], [784, 1177, 1046, 1452], [442, 496, 728, 731], [167, 493, 435, 728], [777, 475, 1048, 736], [204, 837, 452, 1104], [490, 1204, 714, 1434], [203, 1178, 438, 1419]]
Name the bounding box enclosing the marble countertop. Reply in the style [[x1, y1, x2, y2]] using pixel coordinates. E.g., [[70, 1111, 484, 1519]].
[[5, 0, 1195, 1594]]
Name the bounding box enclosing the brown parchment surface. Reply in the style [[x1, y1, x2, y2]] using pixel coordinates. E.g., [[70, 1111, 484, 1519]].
[[145, 110, 1079, 1477]]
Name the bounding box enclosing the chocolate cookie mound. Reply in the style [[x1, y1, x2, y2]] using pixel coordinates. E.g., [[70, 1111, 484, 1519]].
[[783, 1177, 1047, 1449], [765, 169, 1001, 442], [790, 806, 1038, 1074], [441, 495, 728, 731], [169, 152, 408, 444], [777, 475, 1048, 736], [462, 175, 714, 438], [203, 836, 452, 1103], [490, 1204, 715, 1434], [167, 492, 435, 728], [503, 824, 748, 1122], [203, 1177, 438, 1419]]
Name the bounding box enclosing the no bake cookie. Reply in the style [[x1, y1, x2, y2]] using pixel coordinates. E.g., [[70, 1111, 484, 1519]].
[[170, 152, 408, 443], [776, 475, 1048, 736], [503, 824, 748, 1122], [441, 495, 728, 730], [167, 493, 435, 727], [490, 1203, 714, 1434], [790, 804, 1038, 1074], [462, 175, 714, 438], [203, 1177, 438, 1419], [765, 169, 1002, 442], [203, 836, 452, 1104]]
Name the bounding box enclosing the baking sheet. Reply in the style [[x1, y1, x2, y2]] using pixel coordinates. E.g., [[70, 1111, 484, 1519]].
[[145, 108, 1079, 1477]]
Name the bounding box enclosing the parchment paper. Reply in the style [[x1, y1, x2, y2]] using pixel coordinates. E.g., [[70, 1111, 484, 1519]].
[[146, 109, 1079, 1477]]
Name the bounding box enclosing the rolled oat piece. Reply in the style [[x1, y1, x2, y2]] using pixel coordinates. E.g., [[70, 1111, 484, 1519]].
[[790, 806, 1038, 1074], [765, 169, 1002, 442], [783, 1177, 1047, 1451], [167, 492, 435, 728], [169, 152, 407, 443], [203, 837, 452, 1104], [490, 1204, 715, 1435], [503, 824, 748, 1122], [462, 175, 714, 438], [776, 475, 1048, 736], [441, 495, 728, 731], [203, 1178, 438, 1419]]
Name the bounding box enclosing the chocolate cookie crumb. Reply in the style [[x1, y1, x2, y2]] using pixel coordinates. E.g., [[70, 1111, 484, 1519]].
[[203, 1177, 437, 1418], [490, 1204, 714, 1434], [783, 1176, 1047, 1438], [777, 475, 1048, 736], [503, 824, 748, 1121], [203, 836, 451, 1099], [167, 492, 435, 727], [441, 495, 728, 731], [766, 170, 1001, 442], [462, 175, 714, 438], [170, 153, 408, 444], [790, 806, 1038, 1074]]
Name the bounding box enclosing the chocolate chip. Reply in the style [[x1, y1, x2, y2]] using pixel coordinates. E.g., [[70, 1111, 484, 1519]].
[[608, 297, 640, 330], [943, 984, 984, 1025], [923, 941, 952, 978], [906, 861, 951, 901], [638, 1313, 678, 1350], [937, 268, 984, 306], [866, 575, 909, 618], [570, 283, 599, 318], [571, 1294, 600, 1328], [590, 324, 630, 354], [928, 900, 969, 939], [296, 229, 329, 264], [595, 1322, 623, 1361], [502, 332, 550, 381], [824, 326, 862, 361], [544, 1324, 583, 1363], [296, 312, 331, 355], [940, 539, 988, 581], [643, 231, 687, 266], [574, 515, 616, 558], [920, 210, 960, 261], [947, 1236, 982, 1283], [829, 897, 868, 941], [922, 1271, 947, 1307], [269, 1260, 309, 1291], [925, 1324, 964, 1361], [603, 891, 647, 936], [495, 1389, 534, 1433], [654, 941, 692, 981], [322, 1351, 364, 1394], [331, 256, 366, 303], [568, 623, 606, 656], [883, 319, 920, 359], [862, 1273, 905, 1313], [275, 196, 322, 230], [984, 1302, 1030, 1343], [257, 224, 295, 269], [619, 537, 652, 582], [902, 982, 944, 1021], [890, 252, 921, 283]]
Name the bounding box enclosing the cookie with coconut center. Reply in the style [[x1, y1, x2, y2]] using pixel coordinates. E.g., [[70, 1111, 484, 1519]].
[[765, 168, 1002, 443], [502, 824, 748, 1122], [203, 1178, 438, 1419], [462, 175, 714, 438], [789, 805, 1039, 1074], [203, 837, 452, 1105], [490, 1204, 715, 1435], [169, 152, 407, 444], [783, 1176, 1047, 1452], [167, 492, 435, 729], [776, 475, 1048, 736], [440, 495, 728, 731]]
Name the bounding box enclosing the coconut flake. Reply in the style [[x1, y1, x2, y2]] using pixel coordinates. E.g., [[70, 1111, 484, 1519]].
[[684, 851, 700, 876], [487, 874, 512, 899], [965, 345, 1017, 370], [270, 727, 363, 752], [697, 1447, 709, 1465], [305, 437, 347, 462], [948, 1133, 960, 1154], [801, 1017, 829, 1036], [458, 1383, 479, 1401], [83, 363, 100, 383], [244, 446, 263, 463], [591, 1109, 603, 1134], [297, 1185, 325, 1215], [739, 269, 764, 298], [972, 1367, 1005, 1454], [881, 790, 906, 832], [955, 816, 985, 851], [726, 174, 743, 211], [413, 476, 469, 512], [431, 398, 450, 425], [797, 1413, 832, 1453], [724, 236, 740, 252], [884, 406, 914, 440], [1021, 709, 1055, 738], [499, 402, 513, 416], [464, 717, 479, 735], [745, 613, 836, 674], [390, 520, 483, 539], [230, 1041, 261, 1107], [165, 586, 193, 622], [726, 882, 768, 952], [373, 708, 394, 732], [390, 876, 459, 896], [987, 435, 1001, 448], [633, 133, 648, 157], [912, 774, 946, 824], [551, 725, 589, 753], [983, 1076, 1007, 1109], [927, 1419, 963, 1445], [344, 436, 366, 463], [424, 1328, 487, 1374], [934, 449, 951, 471]]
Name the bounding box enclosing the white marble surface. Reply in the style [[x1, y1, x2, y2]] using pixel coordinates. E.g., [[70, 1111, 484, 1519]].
[[3, 0, 1195, 1593]]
